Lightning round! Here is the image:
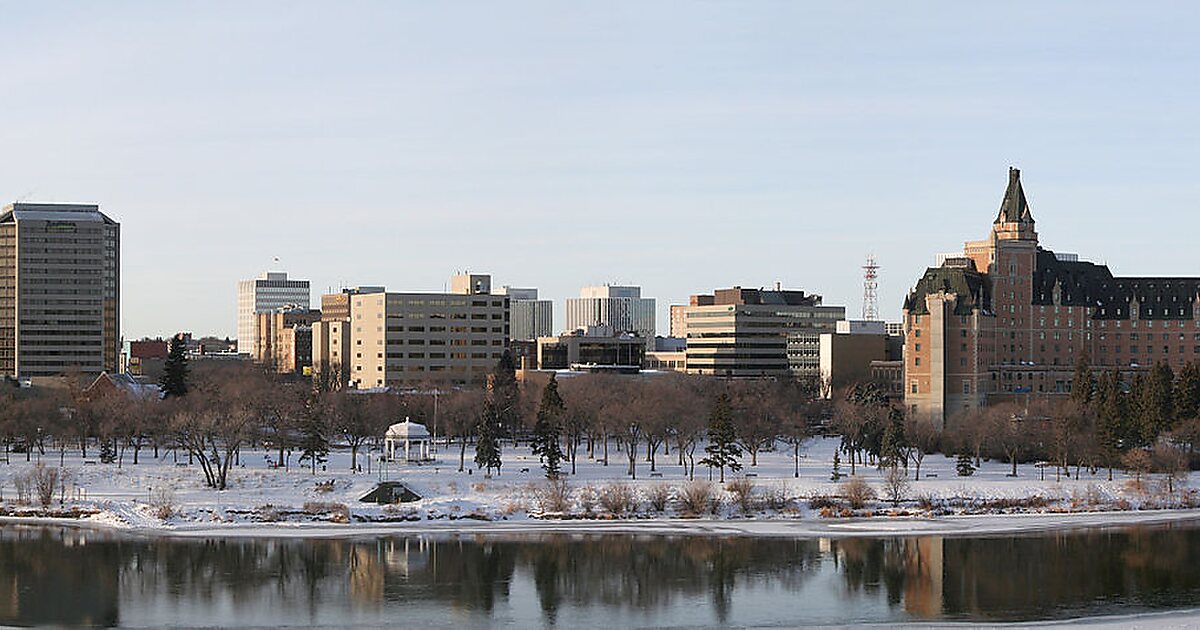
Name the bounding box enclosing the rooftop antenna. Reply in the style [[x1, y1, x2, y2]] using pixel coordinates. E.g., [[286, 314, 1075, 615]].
[[863, 255, 880, 321]]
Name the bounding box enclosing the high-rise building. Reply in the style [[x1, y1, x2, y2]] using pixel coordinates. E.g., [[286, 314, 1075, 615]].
[[565, 285, 656, 344], [682, 286, 844, 380], [903, 167, 1200, 430], [495, 286, 552, 342], [0, 203, 120, 378], [254, 307, 321, 374], [236, 271, 310, 355], [346, 290, 509, 388], [312, 286, 383, 389]]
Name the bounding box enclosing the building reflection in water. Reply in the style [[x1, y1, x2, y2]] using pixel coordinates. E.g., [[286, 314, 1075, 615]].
[[3, 524, 1200, 626]]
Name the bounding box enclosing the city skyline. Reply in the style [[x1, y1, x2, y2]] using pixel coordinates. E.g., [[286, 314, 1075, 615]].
[[3, 3, 1199, 339]]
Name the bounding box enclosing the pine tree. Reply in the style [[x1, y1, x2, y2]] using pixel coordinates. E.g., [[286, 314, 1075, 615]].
[[475, 398, 503, 477], [1071, 353, 1095, 407], [955, 453, 976, 477], [297, 406, 329, 475], [830, 451, 842, 481], [1176, 362, 1200, 421], [878, 410, 906, 470], [489, 351, 521, 438], [1095, 370, 1128, 480], [699, 393, 742, 483], [160, 333, 189, 398], [531, 374, 566, 479], [1140, 362, 1176, 440], [99, 438, 116, 464]]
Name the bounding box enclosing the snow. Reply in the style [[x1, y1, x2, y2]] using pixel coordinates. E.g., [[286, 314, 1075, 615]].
[[1, 437, 1199, 538]]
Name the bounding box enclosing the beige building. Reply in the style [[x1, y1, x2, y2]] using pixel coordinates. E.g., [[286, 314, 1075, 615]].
[[348, 290, 509, 387], [312, 287, 385, 389], [0, 203, 120, 378], [683, 286, 844, 381], [254, 307, 320, 374]]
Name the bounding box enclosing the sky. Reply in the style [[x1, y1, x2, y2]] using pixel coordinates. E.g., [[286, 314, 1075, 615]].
[[1, 2, 1198, 340]]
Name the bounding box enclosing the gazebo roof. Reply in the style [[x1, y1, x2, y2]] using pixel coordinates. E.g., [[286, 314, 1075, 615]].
[[385, 419, 430, 439]]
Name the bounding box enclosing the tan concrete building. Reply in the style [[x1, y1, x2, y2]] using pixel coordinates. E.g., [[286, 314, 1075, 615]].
[[254, 307, 320, 374], [348, 290, 509, 387], [0, 203, 120, 378], [683, 286, 844, 381], [312, 287, 384, 389]]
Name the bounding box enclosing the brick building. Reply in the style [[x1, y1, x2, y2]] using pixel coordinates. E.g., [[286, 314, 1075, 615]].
[[903, 168, 1199, 430]]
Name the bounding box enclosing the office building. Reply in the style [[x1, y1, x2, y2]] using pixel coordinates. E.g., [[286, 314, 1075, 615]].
[[347, 289, 509, 388], [536, 325, 644, 373], [495, 286, 553, 342], [565, 284, 656, 344], [254, 307, 321, 374], [683, 286, 844, 381], [236, 271, 310, 355], [0, 202, 120, 377]]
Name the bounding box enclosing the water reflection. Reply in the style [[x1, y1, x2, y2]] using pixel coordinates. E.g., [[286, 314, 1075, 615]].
[[2, 523, 1200, 627]]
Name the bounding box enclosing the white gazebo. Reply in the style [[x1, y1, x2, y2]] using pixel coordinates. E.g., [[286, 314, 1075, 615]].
[[385, 418, 431, 463]]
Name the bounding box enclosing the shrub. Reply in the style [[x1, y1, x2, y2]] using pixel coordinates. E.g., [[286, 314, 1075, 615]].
[[31, 465, 60, 508], [314, 480, 336, 494], [536, 478, 571, 514], [150, 487, 177, 520], [726, 477, 756, 514], [304, 501, 350, 522], [12, 471, 32, 505], [916, 494, 937, 511], [809, 494, 839, 510], [840, 476, 876, 509], [678, 480, 714, 516], [578, 485, 597, 515], [647, 484, 671, 513], [471, 482, 487, 492], [881, 466, 910, 507], [598, 482, 636, 516], [257, 504, 282, 522], [763, 486, 789, 511]]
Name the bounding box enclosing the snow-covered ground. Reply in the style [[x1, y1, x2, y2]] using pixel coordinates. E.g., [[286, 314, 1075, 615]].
[[1, 437, 1198, 537]]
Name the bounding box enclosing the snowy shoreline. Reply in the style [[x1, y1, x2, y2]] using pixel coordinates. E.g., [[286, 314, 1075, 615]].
[[5, 436, 1200, 544], [5, 506, 1200, 541]]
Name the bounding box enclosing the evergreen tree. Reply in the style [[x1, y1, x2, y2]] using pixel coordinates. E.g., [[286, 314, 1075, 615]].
[[99, 438, 116, 464], [955, 452, 976, 477], [160, 333, 189, 398], [474, 398, 503, 477], [1095, 370, 1129, 480], [878, 409, 907, 470], [297, 404, 330, 475], [1138, 361, 1176, 442], [489, 351, 521, 438], [1177, 362, 1200, 420], [699, 393, 742, 483], [531, 374, 566, 479], [830, 451, 842, 481], [1071, 353, 1095, 407]]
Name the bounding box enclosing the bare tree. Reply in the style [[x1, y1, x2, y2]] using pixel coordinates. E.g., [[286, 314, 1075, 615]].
[[904, 417, 939, 481]]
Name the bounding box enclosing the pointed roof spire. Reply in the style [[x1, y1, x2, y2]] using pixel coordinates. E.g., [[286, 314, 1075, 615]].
[[995, 167, 1033, 224]]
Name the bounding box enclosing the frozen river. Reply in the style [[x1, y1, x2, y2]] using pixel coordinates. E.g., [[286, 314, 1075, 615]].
[[3, 521, 1200, 627]]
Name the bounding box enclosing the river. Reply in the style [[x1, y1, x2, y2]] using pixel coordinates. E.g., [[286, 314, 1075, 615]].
[[2, 521, 1200, 627]]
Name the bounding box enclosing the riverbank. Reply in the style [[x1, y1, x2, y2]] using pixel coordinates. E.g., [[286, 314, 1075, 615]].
[[3, 437, 1199, 540]]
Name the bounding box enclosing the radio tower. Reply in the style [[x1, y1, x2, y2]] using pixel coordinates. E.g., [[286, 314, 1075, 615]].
[[862, 255, 880, 321]]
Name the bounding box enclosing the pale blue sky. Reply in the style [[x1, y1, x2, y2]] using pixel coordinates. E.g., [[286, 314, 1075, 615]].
[[2, 2, 1198, 339]]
